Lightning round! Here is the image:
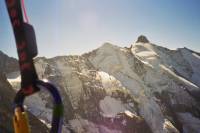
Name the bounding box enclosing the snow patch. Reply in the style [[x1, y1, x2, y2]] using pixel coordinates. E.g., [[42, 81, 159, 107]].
[[160, 64, 198, 88], [6, 71, 21, 83], [97, 71, 123, 89], [99, 96, 126, 117]]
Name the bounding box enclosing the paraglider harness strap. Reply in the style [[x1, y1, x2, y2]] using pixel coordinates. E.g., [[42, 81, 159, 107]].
[[5, 0, 64, 132]]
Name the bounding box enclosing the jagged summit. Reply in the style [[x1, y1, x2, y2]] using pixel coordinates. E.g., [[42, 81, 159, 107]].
[[136, 35, 150, 43]]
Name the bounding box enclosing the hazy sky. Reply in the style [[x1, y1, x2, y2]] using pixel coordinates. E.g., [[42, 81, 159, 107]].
[[0, 0, 200, 57]]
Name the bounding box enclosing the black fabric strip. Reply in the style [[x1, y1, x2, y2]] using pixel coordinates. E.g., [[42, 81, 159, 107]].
[[5, 0, 39, 95]]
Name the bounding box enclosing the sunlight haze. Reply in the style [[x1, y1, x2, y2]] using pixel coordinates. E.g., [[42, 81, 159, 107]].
[[0, 0, 200, 57]]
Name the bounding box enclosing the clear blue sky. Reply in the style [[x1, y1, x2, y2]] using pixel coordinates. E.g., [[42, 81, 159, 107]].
[[0, 0, 200, 58]]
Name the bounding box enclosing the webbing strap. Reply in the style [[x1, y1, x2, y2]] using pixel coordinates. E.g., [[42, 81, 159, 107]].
[[5, 0, 39, 98]]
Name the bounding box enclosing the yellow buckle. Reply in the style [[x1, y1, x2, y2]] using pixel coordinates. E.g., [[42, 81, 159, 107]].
[[13, 108, 30, 133]]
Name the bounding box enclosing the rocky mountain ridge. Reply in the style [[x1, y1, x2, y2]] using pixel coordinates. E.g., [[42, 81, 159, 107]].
[[2, 35, 200, 133]]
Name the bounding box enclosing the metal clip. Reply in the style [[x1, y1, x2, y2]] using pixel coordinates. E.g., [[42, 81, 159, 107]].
[[13, 108, 30, 133]]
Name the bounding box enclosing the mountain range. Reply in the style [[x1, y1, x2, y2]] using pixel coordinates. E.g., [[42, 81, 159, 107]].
[[1, 35, 200, 133]]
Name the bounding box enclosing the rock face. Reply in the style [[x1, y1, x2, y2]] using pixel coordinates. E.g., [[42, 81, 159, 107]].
[[3, 36, 200, 133], [0, 72, 49, 133], [0, 72, 14, 133], [136, 35, 149, 43], [0, 51, 18, 74]]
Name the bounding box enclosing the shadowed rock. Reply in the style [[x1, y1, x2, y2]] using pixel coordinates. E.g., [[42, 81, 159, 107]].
[[136, 35, 150, 43]]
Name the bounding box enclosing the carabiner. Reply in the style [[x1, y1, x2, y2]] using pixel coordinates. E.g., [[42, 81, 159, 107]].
[[36, 80, 64, 133], [13, 80, 64, 133]]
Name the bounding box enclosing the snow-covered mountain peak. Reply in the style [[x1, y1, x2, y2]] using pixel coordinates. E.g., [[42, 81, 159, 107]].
[[131, 40, 200, 88]]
